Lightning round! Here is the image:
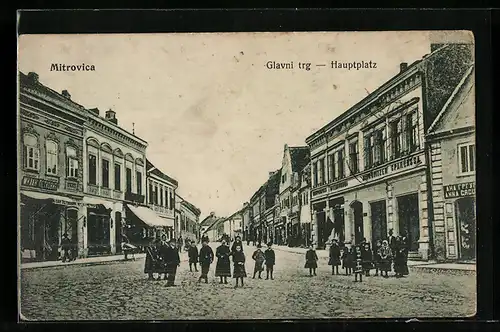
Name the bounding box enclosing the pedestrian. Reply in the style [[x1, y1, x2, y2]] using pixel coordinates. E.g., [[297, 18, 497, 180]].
[[264, 242, 275, 280], [388, 229, 397, 256], [304, 244, 319, 277], [188, 241, 199, 272], [60, 233, 72, 263], [232, 244, 247, 288], [215, 240, 231, 284], [373, 240, 382, 276], [342, 246, 354, 275], [231, 235, 244, 254], [328, 239, 341, 275], [378, 240, 392, 278], [198, 239, 214, 283], [144, 239, 161, 280], [354, 246, 363, 282], [393, 236, 409, 278], [361, 242, 373, 277], [162, 238, 181, 287], [251, 244, 265, 279], [157, 237, 169, 280], [177, 236, 183, 253]]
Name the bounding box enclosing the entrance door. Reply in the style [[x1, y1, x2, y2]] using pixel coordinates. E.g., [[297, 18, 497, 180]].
[[115, 212, 122, 254], [332, 208, 345, 243], [370, 200, 387, 245], [66, 208, 78, 257], [455, 197, 476, 260], [316, 211, 326, 248], [397, 194, 420, 251], [351, 201, 364, 245]]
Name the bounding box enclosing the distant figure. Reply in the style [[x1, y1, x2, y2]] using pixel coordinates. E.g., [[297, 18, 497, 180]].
[[361, 242, 373, 277], [264, 242, 276, 280], [394, 236, 409, 278], [61, 233, 72, 262], [251, 244, 265, 279], [354, 246, 363, 282], [388, 229, 397, 255], [144, 239, 162, 280], [198, 240, 214, 283], [162, 239, 181, 287], [342, 247, 354, 275], [177, 236, 184, 253], [378, 240, 392, 278], [373, 240, 382, 276], [328, 239, 341, 275], [215, 240, 231, 284], [188, 242, 199, 272], [304, 245, 319, 277], [231, 235, 244, 254], [232, 244, 247, 288]]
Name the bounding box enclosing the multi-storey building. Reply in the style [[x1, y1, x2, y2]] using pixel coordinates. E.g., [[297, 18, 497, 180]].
[[224, 211, 243, 241], [19, 72, 87, 262], [305, 43, 473, 259], [298, 162, 312, 247], [249, 188, 262, 244], [278, 144, 310, 246], [178, 197, 202, 242], [145, 159, 177, 241], [426, 65, 475, 262], [241, 203, 250, 242]]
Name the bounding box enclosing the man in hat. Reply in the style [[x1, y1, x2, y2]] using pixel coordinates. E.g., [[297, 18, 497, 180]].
[[198, 238, 214, 283], [161, 238, 181, 286], [61, 233, 72, 262]]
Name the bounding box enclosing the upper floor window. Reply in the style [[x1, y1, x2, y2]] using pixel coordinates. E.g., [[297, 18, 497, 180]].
[[312, 162, 318, 187], [136, 171, 143, 195], [349, 141, 359, 174], [336, 149, 345, 179], [126, 167, 132, 192], [406, 112, 419, 153], [149, 181, 154, 204], [390, 119, 403, 159], [101, 159, 110, 188], [23, 134, 40, 171], [364, 134, 374, 169], [46, 140, 58, 175], [458, 143, 475, 175], [318, 158, 325, 185], [373, 129, 386, 166], [66, 146, 78, 178], [88, 154, 97, 185], [160, 186, 164, 206], [328, 154, 335, 183], [114, 163, 121, 190]]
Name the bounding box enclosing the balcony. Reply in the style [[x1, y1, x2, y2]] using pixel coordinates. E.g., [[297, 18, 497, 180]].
[[125, 191, 145, 204]]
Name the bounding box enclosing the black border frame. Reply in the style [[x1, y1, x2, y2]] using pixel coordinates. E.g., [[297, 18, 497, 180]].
[[5, 8, 496, 331]]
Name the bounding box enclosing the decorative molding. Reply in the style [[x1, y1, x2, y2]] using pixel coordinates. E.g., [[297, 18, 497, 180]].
[[135, 158, 144, 166], [20, 109, 40, 120], [21, 123, 40, 137], [124, 153, 135, 162], [44, 118, 61, 128], [86, 137, 100, 148], [113, 148, 124, 158], [45, 131, 60, 144], [101, 142, 113, 153]]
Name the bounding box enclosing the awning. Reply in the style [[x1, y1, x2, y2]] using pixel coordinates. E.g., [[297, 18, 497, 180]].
[[126, 204, 174, 228], [21, 190, 75, 204], [83, 196, 114, 210]]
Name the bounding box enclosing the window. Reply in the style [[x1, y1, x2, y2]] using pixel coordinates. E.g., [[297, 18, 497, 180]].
[[170, 192, 174, 210], [458, 143, 475, 174], [149, 182, 154, 204], [391, 119, 403, 159], [66, 146, 78, 178], [374, 129, 386, 165], [336, 149, 345, 179], [23, 134, 40, 171], [46, 140, 58, 175], [114, 163, 121, 190], [89, 154, 97, 185], [406, 112, 419, 152], [101, 159, 110, 188], [364, 134, 373, 169], [136, 171, 142, 195], [313, 162, 318, 187], [328, 154, 335, 182], [318, 158, 325, 185], [349, 141, 359, 174], [126, 167, 132, 192], [154, 185, 159, 205], [160, 187, 164, 206]]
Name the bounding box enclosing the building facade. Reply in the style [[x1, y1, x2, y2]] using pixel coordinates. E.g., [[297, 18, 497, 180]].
[[298, 162, 312, 247], [305, 43, 473, 259], [19, 72, 87, 262], [241, 203, 250, 242], [427, 66, 475, 262], [179, 198, 202, 242]]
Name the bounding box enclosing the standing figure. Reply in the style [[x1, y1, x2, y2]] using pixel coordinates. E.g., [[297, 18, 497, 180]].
[[188, 242, 199, 272], [201, 233, 209, 244], [231, 235, 244, 254], [373, 240, 382, 276], [361, 242, 373, 277], [177, 236, 184, 253], [304, 245, 319, 276], [232, 244, 247, 288], [144, 239, 161, 280], [162, 238, 181, 286], [251, 244, 265, 279], [198, 240, 214, 283], [61, 233, 72, 262], [215, 240, 232, 284], [388, 229, 397, 256], [264, 242, 276, 280], [393, 236, 409, 278], [353, 246, 363, 282], [378, 240, 393, 278], [342, 247, 354, 275], [328, 239, 341, 275]]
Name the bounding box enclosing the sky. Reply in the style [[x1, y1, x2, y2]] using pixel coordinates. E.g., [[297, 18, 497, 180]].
[[18, 31, 452, 220]]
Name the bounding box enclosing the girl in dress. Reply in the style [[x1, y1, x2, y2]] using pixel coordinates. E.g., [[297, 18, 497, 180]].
[[304, 245, 319, 276], [378, 240, 393, 278], [232, 245, 247, 288]]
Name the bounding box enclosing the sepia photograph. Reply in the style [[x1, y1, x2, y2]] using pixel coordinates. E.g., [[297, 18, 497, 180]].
[[17, 30, 476, 320]]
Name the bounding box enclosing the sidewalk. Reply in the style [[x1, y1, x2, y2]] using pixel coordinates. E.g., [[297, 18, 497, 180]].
[[21, 253, 146, 270]]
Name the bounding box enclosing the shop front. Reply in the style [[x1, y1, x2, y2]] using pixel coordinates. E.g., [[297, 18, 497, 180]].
[[125, 204, 174, 250]]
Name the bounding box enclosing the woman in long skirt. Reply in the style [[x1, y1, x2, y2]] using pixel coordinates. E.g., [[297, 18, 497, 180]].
[[232, 244, 247, 288], [305, 245, 319, 276], [328, 240, 341, 275], [215, 240, 232, 284]]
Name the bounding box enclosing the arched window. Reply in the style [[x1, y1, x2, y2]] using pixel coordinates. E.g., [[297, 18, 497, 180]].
[[46, 140, 58, 175], [66, 146, 79, 178], [23, 133, 39, 171]]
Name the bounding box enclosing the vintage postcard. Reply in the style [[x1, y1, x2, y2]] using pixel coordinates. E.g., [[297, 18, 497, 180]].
[[18, 31, 475, 320]]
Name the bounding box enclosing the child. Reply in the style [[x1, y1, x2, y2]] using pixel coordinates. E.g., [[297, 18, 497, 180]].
[[304, 245, 318, 276], [378, 240, 392, 278], [342, 246, 354, 275], [328, 239, 341, 275], [251, 244, 265, 279], [232, 245, 247, 288], [188, 242, 199, 272], [264, 242, 276, 280], [353, 246, 363, 282], [361, 242, 373, 277], [373, 240, 382, 276]]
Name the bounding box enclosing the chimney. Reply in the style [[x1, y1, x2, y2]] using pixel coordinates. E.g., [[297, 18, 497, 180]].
[[61, 90, 71, 99], [27, 72, 39, 84], [105, 108, 118, 125], [88, 108, 100, 116], [399, 62, 408, 73]]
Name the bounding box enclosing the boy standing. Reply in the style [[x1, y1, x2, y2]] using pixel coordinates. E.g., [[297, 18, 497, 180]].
[[264, 242, 275, 280]]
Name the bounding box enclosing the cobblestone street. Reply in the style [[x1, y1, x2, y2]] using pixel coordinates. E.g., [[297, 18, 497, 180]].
[[20, 244, 476, 320]]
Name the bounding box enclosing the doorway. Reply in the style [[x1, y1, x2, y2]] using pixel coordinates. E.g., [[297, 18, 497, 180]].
[[316, 211, 326, 248], [115, 211, 122, 254], [397, 193, 420, 251], [455, 197, 476, 260], [66, 208, 79, 258], [351, 201, 364, 245], [370, 200, 387, 245]]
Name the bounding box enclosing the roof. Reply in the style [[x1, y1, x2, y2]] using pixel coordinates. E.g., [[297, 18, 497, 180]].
[[146, 159, 179, 186], [181, 199, 202, 217], [427, 65, 475, 134], [289, 146, 310, 173], [204, 217, 226, 232], [199, 214, 218, 228]]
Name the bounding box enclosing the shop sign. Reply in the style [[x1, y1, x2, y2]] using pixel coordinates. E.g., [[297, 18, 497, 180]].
[[22, 176, 59, 191], [443, 182, 475, 199], [52, 198, 98, 209]]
